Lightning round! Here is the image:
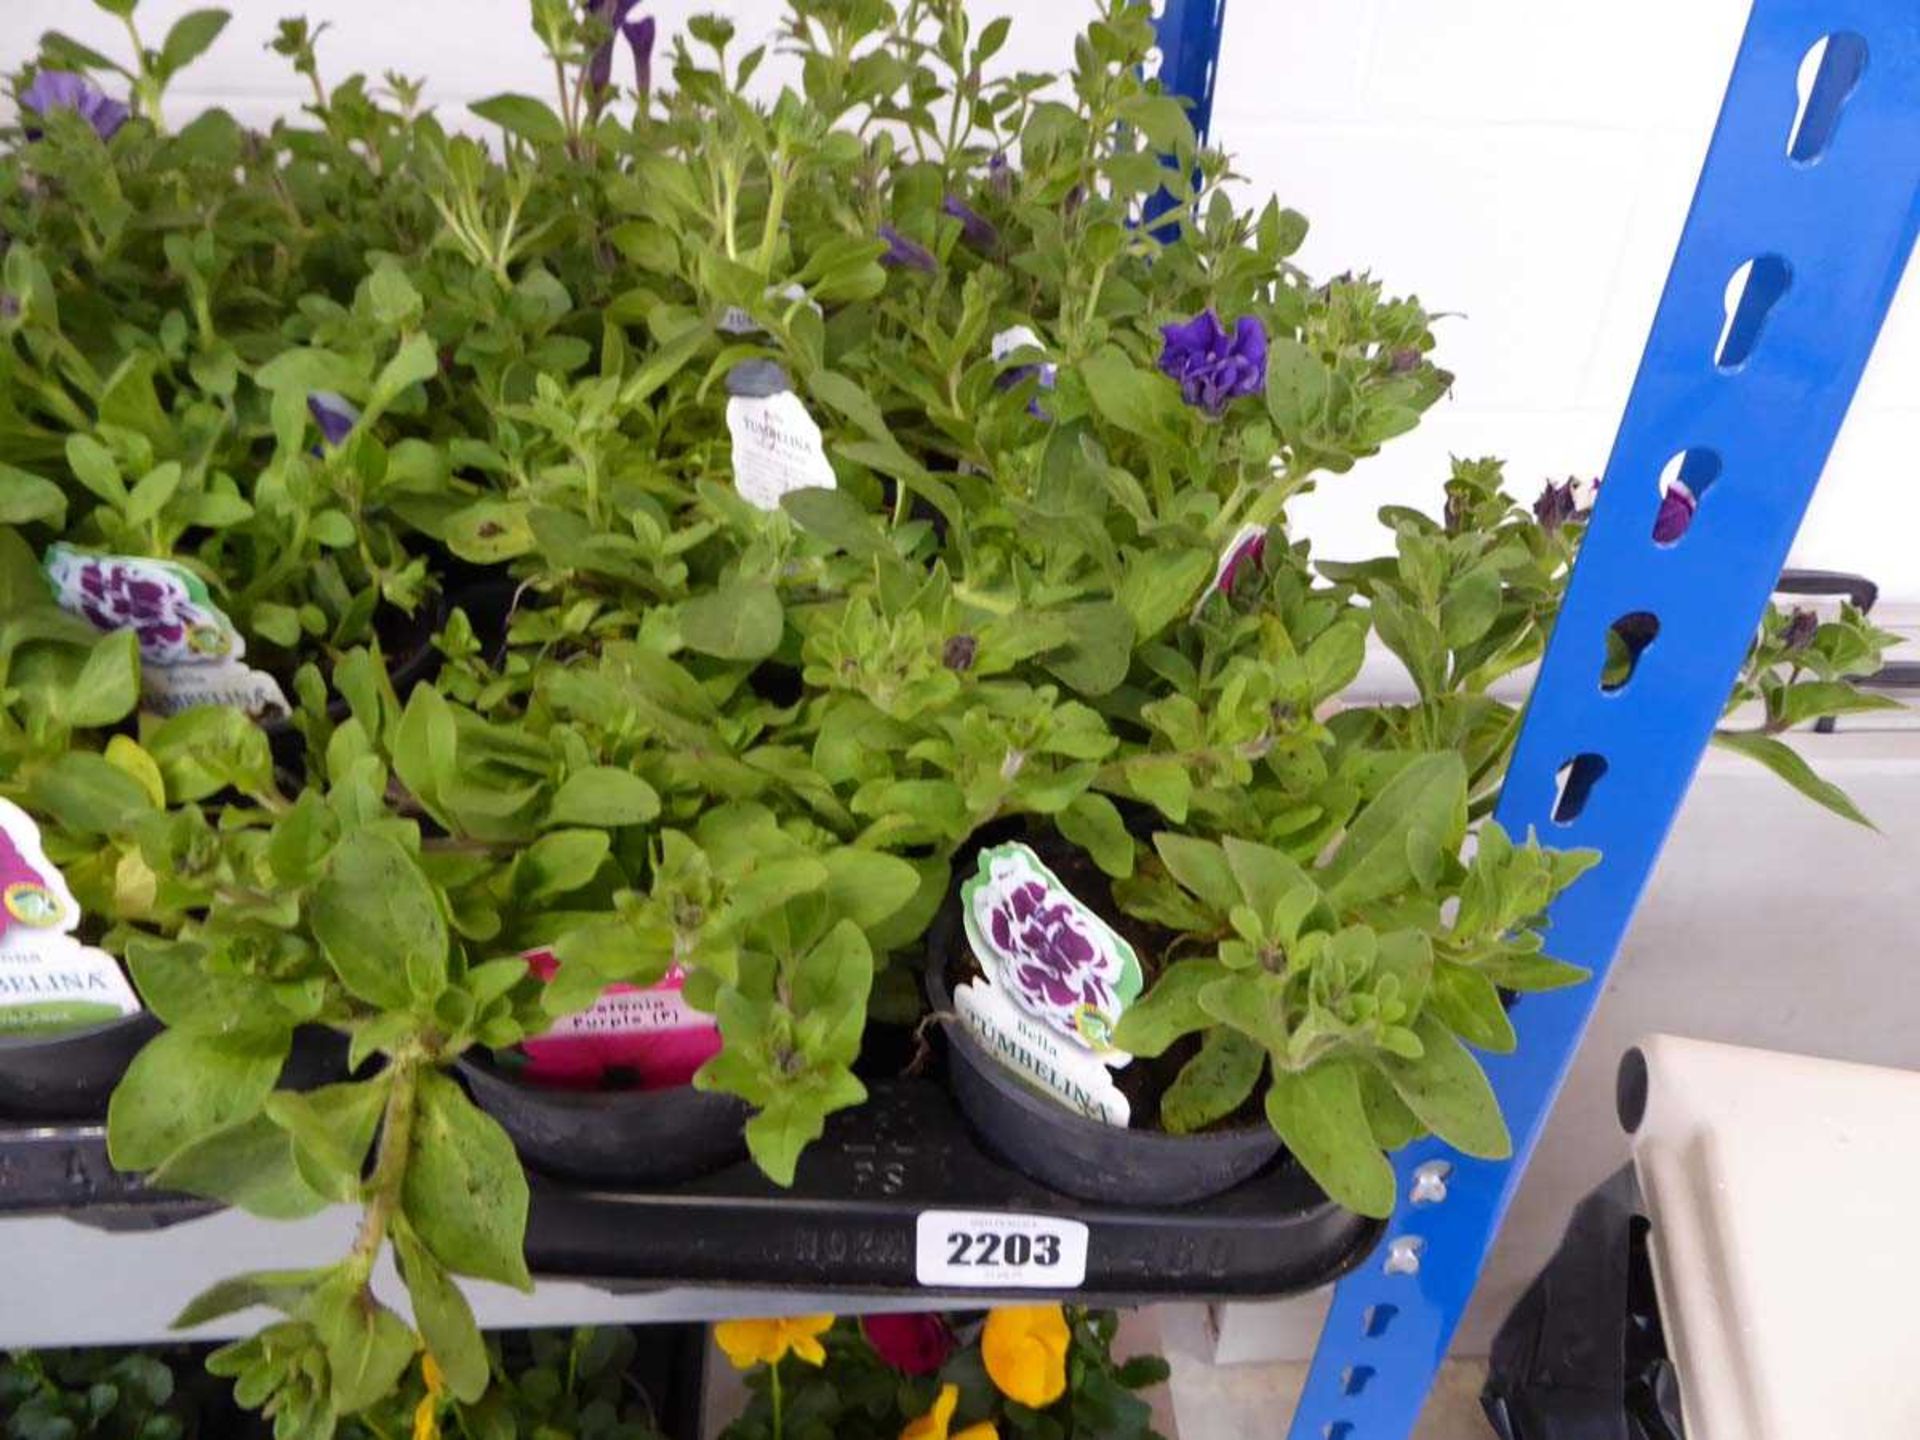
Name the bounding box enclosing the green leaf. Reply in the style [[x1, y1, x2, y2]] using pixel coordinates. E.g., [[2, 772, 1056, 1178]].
[[309, 1275, 416, 1415], [1056, 793, 1135, 878], [65, 435, 125, 504], [1042, 602, 1134, 696], [790, 919, 872, 1066], [1110, 959, 1227, 1058], [66, 629, 140, 727], [1771, 681, 1904, 730], [1161, 1028, 1266, 1134], [515, 829, 610, 900], [1081, 345, 1185, 441], [28, 751, 153, 833], [680, 581, 783, 661], [781, 486, 888, 558], [368, 334, 438, 412], [158, 9, 230, 77], [148, 1114, 328, 1220], [265, 1080, 388, 1203], [737, 1067, 866, 1187], [818, 848, 922, 931], [107, 1028, 286, 1172], [1125, 755, 1191, 822], [443, 501, 535, 563], [1264, 337, 1332, 439], [1712, 731, 1874, 827], [0, 465, 67, 526], [1439, 567, 1502, 649], [1373, 1013, 1511, 1159], [143, 705, 275, 801], [402, 1068, 532, 1290], [548, 767, 660, 827], [312, 832, 447, 1009], [1427, 962, 1517, 1054], [469, 93, 566, 146], [1221, 836, 1323, 926], [1264, 1059, 1396, 1217], [1322, 753, 1468, 911], [173, 1270, 331, 1330], [1152, 833, 1238, 916], [1118, 547, 1213, 641], [393, 1221, 489, 1403]]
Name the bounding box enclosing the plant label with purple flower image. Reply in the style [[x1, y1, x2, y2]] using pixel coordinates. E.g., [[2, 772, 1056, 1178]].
[[44, 545, 290, 721], [0, 800, 142, 1035], [957, 842, 1143, 1125], [726, 391, 837, 511]]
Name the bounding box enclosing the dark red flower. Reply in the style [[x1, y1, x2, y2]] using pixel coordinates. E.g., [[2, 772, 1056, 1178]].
[[862, 1313, 955, 1376]]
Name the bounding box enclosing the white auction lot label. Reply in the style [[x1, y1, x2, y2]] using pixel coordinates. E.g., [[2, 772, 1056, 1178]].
[[914, 1210, 1089, 1289]]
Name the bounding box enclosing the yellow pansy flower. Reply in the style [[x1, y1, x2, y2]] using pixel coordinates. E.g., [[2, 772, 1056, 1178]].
[[900, 1383, 998, 1440], [981, 1305, 1070, 1408], [714, 1314, 837, 1370], [412, 1352, 446, 1440]]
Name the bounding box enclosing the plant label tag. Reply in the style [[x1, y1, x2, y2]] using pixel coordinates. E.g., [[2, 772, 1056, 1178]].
[[961, 843, 1141, 1058], [914, 1210, 1089, 1289], [520, 952, 721, 1090], [44, 546, 290, 721], [727, 391, 836, 511], [0, 799, 141, 1035], [955, 980, 1129, 1127], [717, 283, 820, 335]]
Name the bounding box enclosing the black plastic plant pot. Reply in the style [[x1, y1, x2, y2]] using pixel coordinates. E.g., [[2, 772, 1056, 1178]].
[[0, 1013, 160, 1121], [925, 909, 1284, 1207], [456, 1051, 749, 1187]]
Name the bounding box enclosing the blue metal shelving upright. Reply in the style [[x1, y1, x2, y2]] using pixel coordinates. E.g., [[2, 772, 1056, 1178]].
[[1149, 1, 1920, 1435]]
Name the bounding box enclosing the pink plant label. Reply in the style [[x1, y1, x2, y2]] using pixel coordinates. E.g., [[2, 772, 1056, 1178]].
[[0, 799, 142, 1034], [518, 951, 721, 1090]]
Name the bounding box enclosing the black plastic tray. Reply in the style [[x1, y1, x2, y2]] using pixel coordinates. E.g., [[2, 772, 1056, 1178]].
[[0, 1078, 1381, 1300]]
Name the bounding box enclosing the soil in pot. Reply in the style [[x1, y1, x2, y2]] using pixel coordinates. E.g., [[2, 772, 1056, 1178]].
[[928, 828, 1283, 1206], [260, 593, 449, 775], [458, 1048, 748, 1188]]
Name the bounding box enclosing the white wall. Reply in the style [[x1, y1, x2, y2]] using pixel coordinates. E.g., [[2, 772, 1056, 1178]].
[[8, 0, 1917, 590]]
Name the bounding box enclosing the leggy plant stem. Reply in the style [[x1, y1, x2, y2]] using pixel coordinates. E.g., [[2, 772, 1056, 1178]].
[[769, 1361, 784, 1440], [350, 1051, 421, 1280]]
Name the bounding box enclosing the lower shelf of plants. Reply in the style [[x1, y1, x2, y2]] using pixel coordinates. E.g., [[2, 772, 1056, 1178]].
[[0, 1077, 1381, 1306]]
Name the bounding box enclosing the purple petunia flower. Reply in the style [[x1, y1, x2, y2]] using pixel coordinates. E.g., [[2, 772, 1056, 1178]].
[[1654, 481, 1697, 543], [1781, 607, 1818, 652], [308, 392, 359, 449], [20, 70, 130, 142], [878, 224, 937, 274], [1533, 479, 1580, 534], [942, 195, 999, 252], [1157, 309, 1268, 415], [585, 0, 655, 96], [987, 152, 1013, 198]]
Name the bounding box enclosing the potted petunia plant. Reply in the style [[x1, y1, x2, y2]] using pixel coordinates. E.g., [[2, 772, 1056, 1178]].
[[0, 0, 1898, 1433]]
